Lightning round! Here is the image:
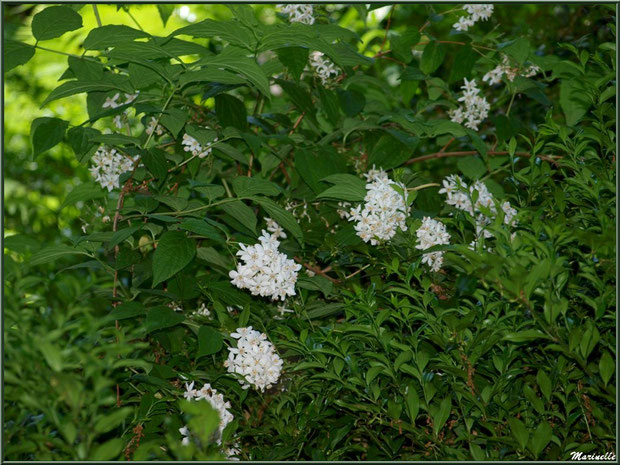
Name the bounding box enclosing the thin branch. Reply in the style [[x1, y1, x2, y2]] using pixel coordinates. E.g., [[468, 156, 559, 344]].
[[294, 257, 340, 284], [92, 5, 102, 28], [404, 150, 562, 166], [380, 6, 395, 52]]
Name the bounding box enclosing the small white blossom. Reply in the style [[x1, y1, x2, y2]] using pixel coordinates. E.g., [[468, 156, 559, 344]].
[[225, 326, 283, 391], [454, 4, 494, 31], [89, 146, 139, 192], [181, 382, 233, 445], [448, 78, 489, 131], [168, 301, 182, 312], [347, 168, 410, 245], [415, 217, 451, 272], [265, 218, 287, 239], [145, 117, 165, 136], [309, 51, 340, 85], [102, 215, 111, 223], [182, 133, 217, 159], [278, 4, 315, 24], [192, 302, 211, 318], [275, 304, 294, 319], [229, 229, 302, 301]]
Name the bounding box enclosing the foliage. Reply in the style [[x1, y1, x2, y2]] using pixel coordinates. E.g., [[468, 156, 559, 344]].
[[3, 3, 616, 461]]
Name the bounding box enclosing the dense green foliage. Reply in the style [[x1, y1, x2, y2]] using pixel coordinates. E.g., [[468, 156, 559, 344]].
[[3, 3, 616, 461]]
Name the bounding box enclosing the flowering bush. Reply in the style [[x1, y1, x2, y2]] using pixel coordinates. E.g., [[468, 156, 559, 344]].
[[4, 3, 616, 461]]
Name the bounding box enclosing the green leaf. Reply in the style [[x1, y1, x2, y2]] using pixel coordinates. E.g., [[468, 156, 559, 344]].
[[143, 148, 169, 179], [93, 407, 133, 434], [3, 40, 35, 72], [42, 77, 133, 107], [599, 351, 615, 386], [197, 326, 223, 357], [457, 156, 486, 180], [215, 94, 248, 131], [529, 422, 552, 457], [89, 133, 141, 147], [83, 25, 150, 49], [502, 38, 531, 65], [145, 306, 185, 333], [503, 329, 550, 343], [90, 438, 123, 461], [276, 47, 309, 81], [201, 50, 270, 97], [449, 44, 478, 83], [252, 197, 303, 244], [432, 397, 451, 437], [560, 79, 591, 126], [536, 370, 552, 401], [232, 177, 280, 197], [391, 29, 420, 63], [172, 19, 256, 51], [179, 219, 226, 243], [405, 385, 419, 422], [337, 89, 365, 117], [318, 174, 366, 201], [224, 200, 257, 235], [179, 67, 247, 87], [160, 108, 188, 138], [108, 226, 141, 250], [157, 4, 174, 26], [420, 41, 446, 75], [67, 56, 104, 81], [508, 417, 529, 451], [109, 301, 146, 321], [31, 6, 82, 41], [196, 247, 231, 269], [31, 117, 68, 157], [29, 245, 89, 267], [368, 133, 414, 170], [151, 231, 196, 287], [59, 182, 105, 210]]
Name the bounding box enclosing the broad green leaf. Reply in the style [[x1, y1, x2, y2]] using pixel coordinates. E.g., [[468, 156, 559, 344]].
[[405, 384, 419, 422], [59, 182, 105, 210], [179, 68, 247, 87], [3, 40, 35, 72], [89, 133, 141, 147], [224, 200, 257, 235], [536, 370, 552, 401], [457, 156, 486, 180], [200, 51, 271, 97], [503, 329, 550, 343], [31, 6, 82, 41], [108, 226, 141, 250], [151, 231, 196, 287], [232, 177, 280, 197], [368, 133, 414, 170], [560, 79, 591, 126], [508, 417, 529, 451], [529, 422, 552, 457], [157, 4, 174, 26], [30, 117, 68, 156], [143, 148, 169, 179], [432, 397, 451, 437], [159, 108, 188, 138], [196, 247, 231, 269], [29, 245, 89, 266], [449, 44, 478, 83], [42, 77, 133, 107], [337, 89, 365, 117], [276, 47, 309, 81], [502, 37, 531, 65], [215, 94, 248, 131], [197, 326, 223, 356], [109, 301, 146, 321], [599, 351, 615, 385], [420, 41, 446, 75], [252, 197, 303, 244], [317, 174, 366, 201], [179, 219, 226, 243], [145, 305, 185, 333], [93, 407, 133, 434], [90, 438, 123, 461], [83, 25, 150, 50], [172, 19, 256, 51], [67, 56, 104, 81], [391, 29, 420, 63]]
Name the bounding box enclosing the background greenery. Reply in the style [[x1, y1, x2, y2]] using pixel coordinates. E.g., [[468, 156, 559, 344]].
[[3, 3, 616, 461]]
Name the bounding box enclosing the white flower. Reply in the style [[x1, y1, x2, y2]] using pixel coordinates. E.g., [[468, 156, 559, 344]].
[[182, 132, 217, 159], [449, 79, 489, 131], [275, 304, 294, 319], [309, 51, 340, 85], [278, 4, 315, 24], [145, 117, 165, 136], [179, 425, 191, 446], [439, 174, 518, 242], [89, 146, 139, 192], [225, 327, 283, 392], [265, 218, 287, 239], [182, 382, 233, 445], [168, 301, 182, 312], [455, 4, 494, 30], [415, 217, 451, 272], [229, 229, 302, 301], [347, 167, 410, 245], [81, 224, 88, 234], [102, 215, 111, 223], [102, 93, 121, 109], [192, 302, 211, 318]]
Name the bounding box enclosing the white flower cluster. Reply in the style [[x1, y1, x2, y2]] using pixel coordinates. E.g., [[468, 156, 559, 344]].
[[309, 51, 340, 85], [278, 4, 315, 24], [483, 55, 542, 85], [265, 218, 287, 239], [448, 78, 490, 131], [182, 133, 217, 159], [89, 146, 138, 192], [145, 117, 165, 136], [182, 381, 234, 445], [453, 4, 494, 31], [344, 168, 410, 245], [415, 217, 451, 272], [439, 174, 518, 244], [192, 302, 211, 318], [102, 92, 139, 129], [229, 230, 301, 301], [224, 326, 284, 392]]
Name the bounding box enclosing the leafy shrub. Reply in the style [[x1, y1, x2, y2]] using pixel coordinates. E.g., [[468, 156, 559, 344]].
[[3, 3, 616, 461]]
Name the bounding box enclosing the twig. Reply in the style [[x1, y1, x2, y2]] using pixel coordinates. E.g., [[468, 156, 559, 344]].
[[289, 112, 306, 135], [294, 257, 340, 284], [345, 264, 371, 280], [92, 5, 102, 28], [380, 6, 395, 52], [404, 150, 561, 166]]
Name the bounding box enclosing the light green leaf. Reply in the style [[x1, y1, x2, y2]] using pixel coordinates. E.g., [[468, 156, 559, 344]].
[[83, 25, 150, 50], [93, 407, 133, 434], [599, 351, 615, 386], [529, 422, 552, 457], [59, 182, 105, 210], [29, 245, 89, 267], [151, 231, 196, 287]]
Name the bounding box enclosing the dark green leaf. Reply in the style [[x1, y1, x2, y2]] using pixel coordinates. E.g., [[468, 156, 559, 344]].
[[232, 177, 280, 197], [197, 326, 223, 357], [420, 41, 446, 75], [59, 182, 105, 210], [152, 231, 196, 287], [3, 40, 35, 72], [83, 25, 150, 50], [276, 47, 309, 81], [31, 117, 68, 156], [215, 94, 248, 131], [145, 306, 185, 333], [31, 6, 82, 41]]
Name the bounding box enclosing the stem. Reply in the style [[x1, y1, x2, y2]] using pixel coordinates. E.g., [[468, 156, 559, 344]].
[[380, 6, 395, 52], [125, 8, 144, 31], [143, 86, 178, 150], [92, 5, 102, 28], [407, 183, 441, 191], [506, 91, 517, 117], [405, 150, 561, 166]]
